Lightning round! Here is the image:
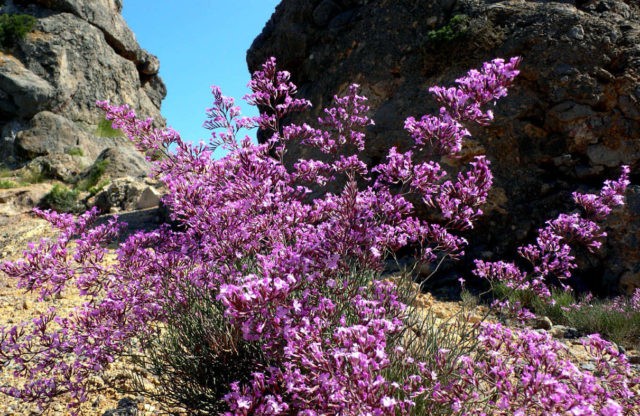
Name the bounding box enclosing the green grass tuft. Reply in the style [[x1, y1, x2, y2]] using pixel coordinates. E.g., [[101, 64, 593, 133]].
[[0, 166, 13, 178], [65, 147, 84, 157], [563, 296, 640, 351], [0, 179, 18, 189], [130, 283, 267, 414], [40, 184, 81, 213], [0, 13, 37, 48], [427, 14, 470, 44], [87, 178, 110, 196], [76, 159, 109, 192], [95, 118, 124, 138], [386, 302, 484, 414], [491, 283, 640, 350], [18, 167, 45, 184]]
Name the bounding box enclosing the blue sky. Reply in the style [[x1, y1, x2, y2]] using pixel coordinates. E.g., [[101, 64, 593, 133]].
[[122, 1, 280, 147]]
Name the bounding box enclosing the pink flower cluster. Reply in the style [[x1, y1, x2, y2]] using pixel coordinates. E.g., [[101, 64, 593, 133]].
[[474, 166, 630, 303], [431, 323, 638, 415], [1, 56, 636, 415]]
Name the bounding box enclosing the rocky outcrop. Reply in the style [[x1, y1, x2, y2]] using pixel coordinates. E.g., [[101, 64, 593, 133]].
[[0, 182, 52, 216], [90, 176, 162, 214], [247, 0, 640, 294], [0, 0, 165, 182]]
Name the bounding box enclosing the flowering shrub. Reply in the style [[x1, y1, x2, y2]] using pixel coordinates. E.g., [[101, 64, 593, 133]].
[[474, 166, 630, 309], [133, 281, 267, 413], [0, 56, 637, 415], [430, 323, 638, 415]]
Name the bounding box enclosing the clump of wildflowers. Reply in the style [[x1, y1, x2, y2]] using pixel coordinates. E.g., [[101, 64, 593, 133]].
[[1, 56, 636, 416], [430, 322, 638, 415], [556, 288, 640, 351], [474, 166, 630, 305]]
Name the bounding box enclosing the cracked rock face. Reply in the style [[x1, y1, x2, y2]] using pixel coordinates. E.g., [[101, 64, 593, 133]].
[[0, 0, 165, 179], [248, 0, 640, 294]]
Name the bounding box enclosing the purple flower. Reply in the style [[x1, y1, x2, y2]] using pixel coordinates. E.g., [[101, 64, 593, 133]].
[[16, 57, 636, 416]]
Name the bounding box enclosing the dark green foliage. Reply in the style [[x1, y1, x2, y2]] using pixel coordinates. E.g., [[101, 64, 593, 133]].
[[36, 160, 108, 212], [133, 284, 267, 414], [65, 147, 84, 157], [0, 179, 18, 188], [562, 297, 640, 351], [76, 159, 109, 193], [427, 14, 470, 44], [491, 282, 575, 323], [0, 13, 36, 48], [40, 184, 81, 213]]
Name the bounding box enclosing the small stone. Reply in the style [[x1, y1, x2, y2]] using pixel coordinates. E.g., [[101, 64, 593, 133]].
[[587, 144, 623, 168], [135, 187, 161, 210], [117, 397, 138, 409], [549, 325, 566, 339], [569, 25, 584, 40], [564, 327, 580, 339], [628, 354, 640, 365], [433, 309, 446, 319], [86, 375, 105, 389], [532, 316, 553, 330], [467, 314, 482, 324], [92, 394, 106, 408], [594, 67, 615, 82], [102, 397, 139, 416], [580, 362, 596, 372], [21, 299, 29, 310]]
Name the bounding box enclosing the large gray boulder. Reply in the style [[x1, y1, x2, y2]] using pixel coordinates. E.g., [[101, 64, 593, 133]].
[[32, 0, 147, 62], [247, 0, 640, 294], [92, 147, 151, 180], [0, 183, 53, 216], [14, 111, 93, 159], [0, 53, 55, 118], [91, 176, 161, 213], [0, 0, 165, 182]]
